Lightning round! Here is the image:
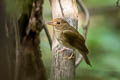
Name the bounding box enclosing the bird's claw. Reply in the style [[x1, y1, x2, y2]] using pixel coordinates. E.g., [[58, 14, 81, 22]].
[[64, 52, 74, 60], [57, 47, 69, 53]]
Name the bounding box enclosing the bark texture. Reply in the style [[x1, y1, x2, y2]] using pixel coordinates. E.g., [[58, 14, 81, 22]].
[[50, 0, 78, 80], [0, 0, 10, 80], [15, 0, 46, 80], [6, 16, 16, 80], [4, 0, 47, 80]]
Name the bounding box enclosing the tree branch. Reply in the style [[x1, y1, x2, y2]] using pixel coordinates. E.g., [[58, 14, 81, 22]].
[[43, 23, 52, 50], [75, 54, 83, 67], [58, 0, 65, 17], [75, 0, 90, 67], [77, 0, 90, 39]]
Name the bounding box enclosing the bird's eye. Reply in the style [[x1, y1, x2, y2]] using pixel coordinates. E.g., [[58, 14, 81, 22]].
[[57, 22, 60, 24]]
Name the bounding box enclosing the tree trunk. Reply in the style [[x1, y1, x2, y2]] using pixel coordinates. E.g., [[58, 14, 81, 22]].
[[5, 0, 47, 80], [50, 0, 78, 80], [0, 0, 10, 80], [15, 0, 47, 80]]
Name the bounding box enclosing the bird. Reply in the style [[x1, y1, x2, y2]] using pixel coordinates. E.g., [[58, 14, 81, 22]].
[[47, 18, 91, 66]]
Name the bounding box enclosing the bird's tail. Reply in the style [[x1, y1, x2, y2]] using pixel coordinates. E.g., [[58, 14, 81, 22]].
[[79, 50, 92, 66]]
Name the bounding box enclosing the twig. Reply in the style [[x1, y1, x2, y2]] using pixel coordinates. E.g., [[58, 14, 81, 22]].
[[116, 0, 120, 7], [58, 0, 65, 17], [43, 24, 52, 50], [77, 0, 90, 39], [75, 54, 83, 67], [75, 0, 90, 67]]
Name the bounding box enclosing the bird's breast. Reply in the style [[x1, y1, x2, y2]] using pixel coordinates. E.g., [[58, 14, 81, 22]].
[[56, 31, 74, 49]]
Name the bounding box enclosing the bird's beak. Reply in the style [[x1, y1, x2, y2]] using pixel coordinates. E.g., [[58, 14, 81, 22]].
[[47, 21, 55, 26]]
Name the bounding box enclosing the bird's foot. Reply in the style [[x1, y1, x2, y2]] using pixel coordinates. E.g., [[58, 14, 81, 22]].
[[64, 52, 74, 60], [57, 47, 70, 53]]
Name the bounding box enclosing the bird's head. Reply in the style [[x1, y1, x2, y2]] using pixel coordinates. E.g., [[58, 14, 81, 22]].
[[47, 18, 69, 30]]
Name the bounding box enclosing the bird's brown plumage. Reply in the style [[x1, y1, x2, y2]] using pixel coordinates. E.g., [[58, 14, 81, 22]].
[[48, 18, 91, 66]]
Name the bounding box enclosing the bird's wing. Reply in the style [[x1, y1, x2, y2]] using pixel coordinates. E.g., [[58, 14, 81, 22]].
[[62, 28, 88, 53]]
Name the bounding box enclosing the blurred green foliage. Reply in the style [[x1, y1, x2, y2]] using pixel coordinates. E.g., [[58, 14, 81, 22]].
[[84, 0, 116, 6]]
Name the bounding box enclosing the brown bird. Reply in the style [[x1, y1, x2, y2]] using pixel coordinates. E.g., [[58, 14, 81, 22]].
[[48, 18, 91, 66]]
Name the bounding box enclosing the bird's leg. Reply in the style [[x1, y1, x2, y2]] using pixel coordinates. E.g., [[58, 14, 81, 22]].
[[67, 52, 74, 60], [57, 47, 70, 53], [64, 50, 74, 60], [57, 47, 74, 59]]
